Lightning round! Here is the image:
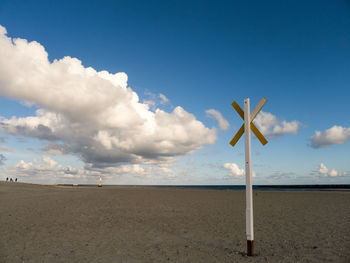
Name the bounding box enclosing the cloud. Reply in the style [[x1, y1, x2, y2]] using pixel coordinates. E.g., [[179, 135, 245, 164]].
[[310, 125, 350, 148], [0, 25, 216, 168], [223, 162, 256, 178], [206, 109, 230, 130], [143, 91, 170, 108], [266, 171, 297, 184], [80, 163, 153, 179], [143, 100, 156, 107], [317, 163, 339, 177], [267, 171, 295, 180], [41, 143, 71, 155], [85, 163, 176, 180], [16, 137, 28, 143], [0, 154, 6, 165], [26, 147, 35, 152], [13, 156, 57, 176], [223, 163, 244, 177], [253, 111, 300, 137], [0, 145, 12, 152], [6, 155, 176, 183], [159, 93, 169, 104], [8, 156, 89, 179], [318, 163, 328, 174]]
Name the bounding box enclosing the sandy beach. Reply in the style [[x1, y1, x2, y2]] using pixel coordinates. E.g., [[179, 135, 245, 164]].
[[0, 182, 349, 262]]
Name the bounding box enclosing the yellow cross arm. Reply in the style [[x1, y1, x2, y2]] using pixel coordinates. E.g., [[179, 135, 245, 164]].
[[230, 124, 244, 147], [230, 101, 268, 146], [251, 123, 268, 146]]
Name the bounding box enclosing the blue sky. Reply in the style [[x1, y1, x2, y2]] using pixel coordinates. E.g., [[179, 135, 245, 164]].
[[0, 0, 349, 184]]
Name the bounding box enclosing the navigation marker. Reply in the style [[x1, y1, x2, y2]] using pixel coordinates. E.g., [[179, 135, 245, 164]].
[[98, 175, 102, 188], [230, 97, 268, 256]]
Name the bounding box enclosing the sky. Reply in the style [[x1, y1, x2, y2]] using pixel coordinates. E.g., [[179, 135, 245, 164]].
[[0, 0, 349, 185]]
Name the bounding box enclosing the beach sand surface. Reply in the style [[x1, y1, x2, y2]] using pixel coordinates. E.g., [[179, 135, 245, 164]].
[[0, 182, 349, 262]]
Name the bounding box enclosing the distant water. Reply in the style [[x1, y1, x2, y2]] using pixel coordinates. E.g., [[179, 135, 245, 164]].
[[61, 184, 350, 191], [148, 185, 350, 191]]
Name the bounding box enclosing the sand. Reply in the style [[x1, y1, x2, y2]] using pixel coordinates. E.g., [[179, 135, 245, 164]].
[[0, 182, 349, 262]]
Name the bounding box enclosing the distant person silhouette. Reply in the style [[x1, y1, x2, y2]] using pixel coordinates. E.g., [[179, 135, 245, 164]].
[[6, 177, 8, 182], [10, 178, 13, 182], [15, 178, 17, 182]]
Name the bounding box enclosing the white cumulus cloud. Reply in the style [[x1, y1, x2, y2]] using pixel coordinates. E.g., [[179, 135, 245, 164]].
[[253, 111, 300, 138], [223, 162, 256, 178], [317, 163, 339, 177], [8, 156, 94, 180], [206, 109, 230, 130], [310, 125, 350, 148], [6, 155, 176, 183], [318, 163, 329, 174], [0, 25, 216, 168]]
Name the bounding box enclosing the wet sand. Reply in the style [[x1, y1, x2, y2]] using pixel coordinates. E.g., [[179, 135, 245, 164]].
[[0, 182, 349, 262]]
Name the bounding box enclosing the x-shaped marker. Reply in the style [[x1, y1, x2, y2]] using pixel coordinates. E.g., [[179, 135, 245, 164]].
[[230, 97, 268, 147]]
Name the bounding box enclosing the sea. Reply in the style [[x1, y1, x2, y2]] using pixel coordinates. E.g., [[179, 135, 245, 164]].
[[61, 184, 350, 191]]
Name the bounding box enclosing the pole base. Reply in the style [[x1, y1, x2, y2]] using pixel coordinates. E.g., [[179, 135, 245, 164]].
[[247, 240, 254, 256]]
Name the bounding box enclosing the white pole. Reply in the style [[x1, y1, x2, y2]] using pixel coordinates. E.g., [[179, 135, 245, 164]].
[[244, 98, 254, 256]]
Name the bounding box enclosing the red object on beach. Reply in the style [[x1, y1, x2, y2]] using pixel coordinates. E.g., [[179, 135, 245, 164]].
[[98, 175, 102, 187]]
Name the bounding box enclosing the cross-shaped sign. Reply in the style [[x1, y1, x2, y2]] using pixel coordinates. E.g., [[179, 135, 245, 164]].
[[230, 97, 268, 257], [230, 97, 268, 147]]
